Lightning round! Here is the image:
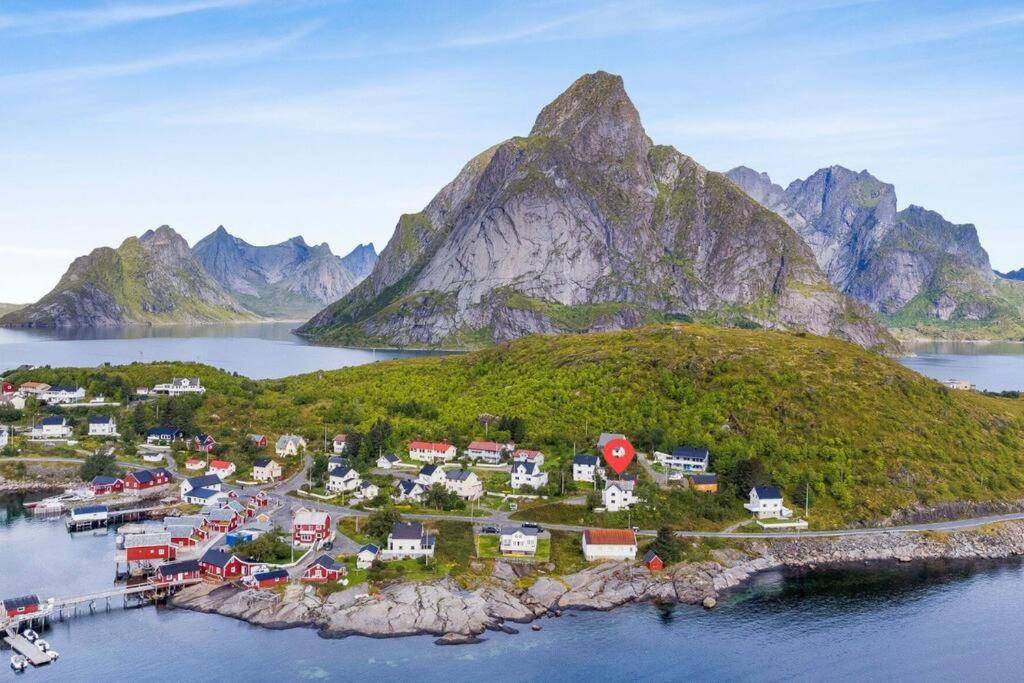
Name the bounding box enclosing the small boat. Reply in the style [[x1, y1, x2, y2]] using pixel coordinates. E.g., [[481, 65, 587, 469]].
[[47, 650, 59, 661], [22, 628, 38, 642], [10, 655, 27, 672], [35, 639, 49, 652]]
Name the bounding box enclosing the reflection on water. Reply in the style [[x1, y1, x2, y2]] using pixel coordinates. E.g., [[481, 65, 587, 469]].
[[900, 341, 1024, 392]]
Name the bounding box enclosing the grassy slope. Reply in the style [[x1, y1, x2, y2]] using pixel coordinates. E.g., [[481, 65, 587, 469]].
[[9, 324, 1024, 526]]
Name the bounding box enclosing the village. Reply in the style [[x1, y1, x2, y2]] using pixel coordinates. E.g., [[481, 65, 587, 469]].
[[0, 373, 812, 669]]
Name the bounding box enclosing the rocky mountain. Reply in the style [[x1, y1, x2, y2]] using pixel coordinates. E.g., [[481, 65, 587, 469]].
[[300, 71, 890, 350], [192, 227, 376, 318], [1, 226, 253, 327], [727, 166, 1024, 339], [996, 268, 1024, 281]]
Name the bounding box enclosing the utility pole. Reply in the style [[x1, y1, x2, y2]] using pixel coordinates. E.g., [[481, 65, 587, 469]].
[[805, 480, 810, 519]]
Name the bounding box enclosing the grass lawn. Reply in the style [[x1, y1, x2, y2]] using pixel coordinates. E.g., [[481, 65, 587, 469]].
[[336, 517, 374, 546], [548, 530, 587, 574]]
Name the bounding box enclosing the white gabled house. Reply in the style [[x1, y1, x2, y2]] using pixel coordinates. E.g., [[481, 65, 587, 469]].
[[510, 460, 548, 491], [512, 449, 545, 467], [744, 486, 793, 519], [582, 528, 637, 562], [500, 525, 540, 556], [354, 479, 380, 501], [42, 385, 85, 404], [376, 453, 401, 469], [464, 440, 509, 464], [332, 434, 348, 454], [602, 479, 638, 512], [383, 522, 434, 560], [0, 426, 8, 448], [444, 469, 483, 500], [326, 466, 361, 494], [356, 543, 380, 569], [153, 377, 206, 396], [275, 434, 307, 456], [416, 465, 447, 488], [251, 458, 282, 482], [393, 479, 425, 503], [408, 441, 456, 463], [179, 474, 222, 498], [31, 415, 72, 440], [654, 446, 709, 472], [572, 454, 601, 483], [88, 415, 118, 437]]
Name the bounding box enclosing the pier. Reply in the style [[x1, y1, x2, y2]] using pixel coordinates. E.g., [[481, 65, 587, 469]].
[[65, 504, 172, 532], [3, 630, 54, 666]]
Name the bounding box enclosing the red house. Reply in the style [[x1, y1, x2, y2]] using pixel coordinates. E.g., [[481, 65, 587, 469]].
[[154, 559, 201, 584], [251, 569, 289, 588], [292, 508, 331, 546], [2, 595, 40, 619], [303, 555, 347, 584], [124, 468, 172, 490], [247, 433, 268, 448], [90, 475, 124, 496], [251, 491, 269, 507], [643, 550, 664, 572], [206, 509, 240, 533], [193, 434, 217, 453], [124, 533, 176, 562], [200, 549, 249, 579]]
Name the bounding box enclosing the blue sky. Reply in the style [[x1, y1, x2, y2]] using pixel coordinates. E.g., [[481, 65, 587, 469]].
[[1, 0, 1022, 302]]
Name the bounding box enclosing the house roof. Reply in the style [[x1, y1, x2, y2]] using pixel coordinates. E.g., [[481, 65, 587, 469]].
[[209, 460, 232, 469], [205, 508, 236, 523], [513, 449, 543, 460], [171, 377, 201, 387], [408, 441, 451, 452], [605, 479, 635, 492], [195, 433, 215, 443], [670, 446, 709, 461], [252, 458, 273, 468], [333, 434, 347, 443], [147, 426, 180, 436], [643, 550, 661, 563], [358, 543, 380, 555], [573, 454, 599, 466], [419, 464, 440, 476], [72, 504, 107, 515], [186, 487, 220, 500], [124, 532, 171, 548], [200, 548, 236, 568], [330, 466, 356, 479], [583, 528, 636, 546], [186, 474, 222, 489], [48, 384, 82, 393], [254, 569, 288, 581], [247, 434, 265, 442], [597, 432, 626, 447], [390, 522, 423, 540], [88, 415, 114, 424], [359, 480, 376, 489], [446, 469, 475, 481], [396, 479, 421, 495], [380, 453, 400, 462], [328, 456, 350, 467], [501, 525, 539, 536], [1, 595, 39, 610], [131, 468, 171, 483], [293, 508, 329, 526], [467, 440, 503, 452], [39, 415, 66, 426], [691, 474, 718, 485], [310, 555, 344, 571], [753, 485, 782, 500], [276, 434, 305, 448], [157, 559, 200, 575], [91, 475, 120, 485], [514, 461, 538, 475]]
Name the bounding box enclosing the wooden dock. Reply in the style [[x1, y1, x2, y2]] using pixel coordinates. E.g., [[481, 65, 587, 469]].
[[3, 630, 54, 666], [65, 505, 170, 532]]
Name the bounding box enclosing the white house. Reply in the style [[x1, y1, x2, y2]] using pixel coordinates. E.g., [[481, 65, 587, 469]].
[[153, 377, 206, 396], [444, 469, 483, 500], [572, 454, 601, 483], [356, 543, 380, 569], [0, 394, 26, 411], [146, 426, 183, 444], [597, 432, 627, 449], [0, 426, 9, 448], [582, 528, 637, 562], [393, 479, 425, 503], [275, 434, 307, 456], [326, 466, 361, 494], [87, 415, 118, 437], [416, 465, 447, 488], [376, 453, 401, 469], [512, 449, 545, 467], [206, 460, 236, 479], [744, 486, 793, 519], [654, 446, 709, 472], [383, 522, 435, 560], [602, 479, 638, 512], [142, 451, 165, 463], [42, 385, 86, 404], [464, 440, 508, 464], [510, 460, 548, 491], [184, 458, 206, 471], [499, 525, 540, 556], [408, 441, 457, 463], [183, 487, 228, 506], [31, 415, 71, 440], [354, 480, 380, 501], [251, 458, 282, 482], [327, 456, 350, 473], [179, 474, 222, 498], [332, 434, 348, 454]]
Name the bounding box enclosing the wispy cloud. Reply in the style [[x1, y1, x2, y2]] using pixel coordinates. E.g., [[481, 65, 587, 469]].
[[0, 23, 319, 89], [825, 5, 1024, 53], [0, 0, 256, 34]]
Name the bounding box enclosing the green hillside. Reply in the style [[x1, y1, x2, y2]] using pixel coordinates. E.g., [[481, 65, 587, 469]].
[[9, 324, 1024, 526]]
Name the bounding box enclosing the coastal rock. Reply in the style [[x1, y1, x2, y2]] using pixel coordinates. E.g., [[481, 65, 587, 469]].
[[171, 583, 315, 629]]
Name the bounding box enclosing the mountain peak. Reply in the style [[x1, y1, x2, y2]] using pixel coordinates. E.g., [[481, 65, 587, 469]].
[[529, 70, 648, 161]]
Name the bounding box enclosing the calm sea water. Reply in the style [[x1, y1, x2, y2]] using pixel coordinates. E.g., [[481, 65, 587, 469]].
[[899, 341, 1024, 392], [0, 324, 442, 379], [2, 493, 1023, 682]]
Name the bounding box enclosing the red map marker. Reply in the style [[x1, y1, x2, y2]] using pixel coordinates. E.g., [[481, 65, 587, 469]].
[[602, 437, 635, 476]]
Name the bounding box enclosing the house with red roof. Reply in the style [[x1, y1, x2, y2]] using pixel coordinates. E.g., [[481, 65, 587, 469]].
[[206, 460, 236, 479], [408, 441, 457, 463], [464, 440, 511, 464], [582, 528, 637, 562]]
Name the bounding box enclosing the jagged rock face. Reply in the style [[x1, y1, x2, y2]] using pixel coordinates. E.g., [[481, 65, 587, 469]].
[[302, 71, 889, 349], [192, 226, 377, 318], [1, 226, 252, 327], [727, 165, 998, 319]]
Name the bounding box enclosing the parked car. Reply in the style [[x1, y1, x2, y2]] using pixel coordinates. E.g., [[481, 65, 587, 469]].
[[481, 525, 499, 534]]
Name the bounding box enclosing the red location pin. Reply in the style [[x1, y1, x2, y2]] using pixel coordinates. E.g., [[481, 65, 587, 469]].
[[602, 437, 635, 476]]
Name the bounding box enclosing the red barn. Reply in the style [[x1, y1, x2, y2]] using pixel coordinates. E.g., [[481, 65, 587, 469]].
[[124, 533, 175, 562], [643, 550, 664, 572], [2, 595, 40, 619], [200, 549, 249, 579], [90, 475, 124, 496], [124, 468, 172, 490], [252, 569, 289, 588], [154, 559, 201, 584], [303, 555, 347, 584], [292, 508, 331, 546]]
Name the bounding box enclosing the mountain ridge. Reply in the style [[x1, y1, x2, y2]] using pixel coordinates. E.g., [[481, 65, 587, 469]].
[[300, 71, 891, 350]]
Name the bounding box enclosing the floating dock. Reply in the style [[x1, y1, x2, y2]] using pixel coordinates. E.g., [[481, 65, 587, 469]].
[[3, 631, 54, 666]]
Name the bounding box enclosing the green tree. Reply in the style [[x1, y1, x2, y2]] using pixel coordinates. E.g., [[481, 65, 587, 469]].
[[365, 509, 403, 543], [310, 453, 329, 487], [422, 483, 465, 511], [646, 526, 683, 564], [233, 530, 292, 563], [733, 457, 767, 497], [79, 453, 120, 480]]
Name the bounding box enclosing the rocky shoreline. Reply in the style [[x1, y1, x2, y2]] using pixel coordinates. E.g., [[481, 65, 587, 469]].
[[168, 520, 1024, 644]]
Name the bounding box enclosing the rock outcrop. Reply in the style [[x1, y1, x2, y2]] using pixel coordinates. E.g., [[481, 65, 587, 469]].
[[727, 165, 1024, 338], [192, 226, 376, 318], [300, 71, 890, 350], [1, 226, 254, 327]]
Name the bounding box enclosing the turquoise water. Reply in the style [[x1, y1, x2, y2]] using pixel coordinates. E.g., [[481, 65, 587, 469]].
[[2, 493, 1024, 681]]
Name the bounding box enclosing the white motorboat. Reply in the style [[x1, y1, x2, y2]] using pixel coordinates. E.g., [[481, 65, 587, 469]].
[[22, 628, 38, 642], [35, 639, 49, 652], [10, 655, 27, 672]]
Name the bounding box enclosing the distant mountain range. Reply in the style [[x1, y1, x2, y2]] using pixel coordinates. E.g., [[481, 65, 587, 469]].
[[299, 71, 891, 350], [2, 226, 376, 327], [727, 166, 1024, 340]]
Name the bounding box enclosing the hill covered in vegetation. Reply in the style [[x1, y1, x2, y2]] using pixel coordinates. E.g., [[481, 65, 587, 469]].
[[8, 324, 1024, 526]]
